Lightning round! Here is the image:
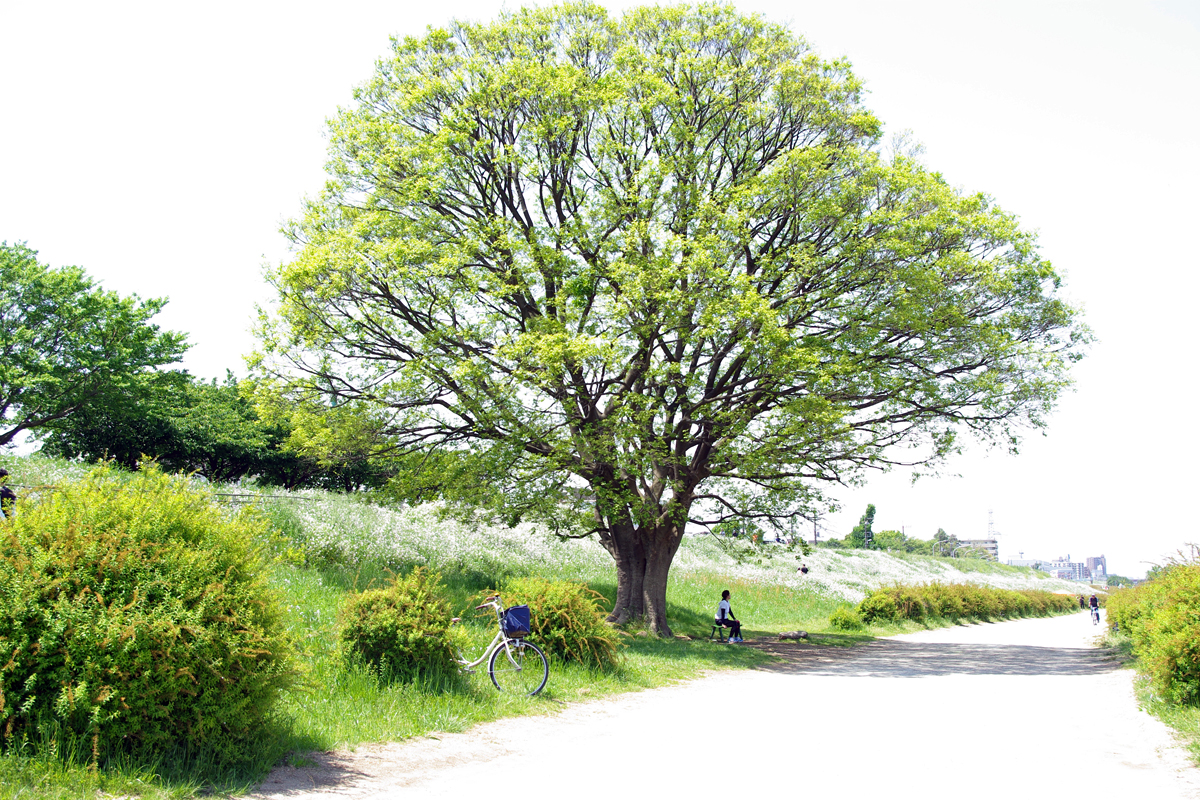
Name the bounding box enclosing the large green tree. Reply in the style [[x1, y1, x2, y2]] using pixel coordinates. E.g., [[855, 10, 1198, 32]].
[[256, 4, 1089, 634], [0, 242, 187, 446]]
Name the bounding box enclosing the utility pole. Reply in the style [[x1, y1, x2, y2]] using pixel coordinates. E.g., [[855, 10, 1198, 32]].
[[813, 513, 819, 546]]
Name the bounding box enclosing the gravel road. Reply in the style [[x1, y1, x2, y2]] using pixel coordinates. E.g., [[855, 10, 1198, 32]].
[[249, 610, 1200, 799]]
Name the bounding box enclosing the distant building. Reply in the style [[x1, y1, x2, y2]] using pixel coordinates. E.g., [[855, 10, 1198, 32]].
[[1046, 555, 1090, 582], [1006, 554, 1103, 582]]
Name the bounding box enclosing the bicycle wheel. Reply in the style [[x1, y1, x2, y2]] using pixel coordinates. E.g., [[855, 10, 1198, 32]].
[[488, 639, 549, 696]]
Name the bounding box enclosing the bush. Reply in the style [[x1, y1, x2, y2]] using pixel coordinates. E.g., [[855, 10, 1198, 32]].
[[500, 577, 621, 669], [829, 606, 864, 630], [857, 592, 899, 624], [0, 463, 297, 765], [855, 583, 1077, 626], [1111, 566, 1200, 705], [1106, 585, 1145, 635], [338, 567, 465, 681]]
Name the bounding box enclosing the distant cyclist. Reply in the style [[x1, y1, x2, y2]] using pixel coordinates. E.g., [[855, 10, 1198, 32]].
[[1089, 595, 1100, 625]]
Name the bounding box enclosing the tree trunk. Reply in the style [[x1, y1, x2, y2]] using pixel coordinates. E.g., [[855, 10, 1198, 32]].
[[604, 522, 646, 625], [602, 518, 684, 637], [641, 525, 683, 637]]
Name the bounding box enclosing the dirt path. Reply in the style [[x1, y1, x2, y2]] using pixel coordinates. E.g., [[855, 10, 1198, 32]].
[[248, 611, 1200, 799]]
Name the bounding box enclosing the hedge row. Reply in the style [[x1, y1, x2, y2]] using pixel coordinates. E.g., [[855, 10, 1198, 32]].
[[1107, 566, 1200, 705], [853, 583, 1079, 625]]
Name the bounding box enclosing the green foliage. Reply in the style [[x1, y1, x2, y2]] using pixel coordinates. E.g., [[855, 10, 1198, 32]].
[[338, 568, 465, 681], [0, 242, 188, 447], [828, 606, 864, 630], [39, 373, 389, 491], [824, 523, 987, 558], [1108, 565, 1200, 705], [254, 2, 1090, 635], [845, 504, 876, 549], [873, 529, 907, 550], [0, 462, 297, 765], [500, 577, 622, 669], [857, 591, 899, 623], [856, 583, 1076, 624]]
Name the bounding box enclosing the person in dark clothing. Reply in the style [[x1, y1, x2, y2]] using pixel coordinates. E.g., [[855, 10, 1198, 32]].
[[0, 468, 15, 518], [715, 589, 743, 642]]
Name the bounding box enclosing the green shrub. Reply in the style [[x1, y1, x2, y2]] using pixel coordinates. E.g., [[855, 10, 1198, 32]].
[[858, 591, 899, 623], [0, 462, 297, 765], [926, 583, 965, 618], [829, 606, 864, 630], [1112, 566, 1200, 705], [1106, 585, 1145, 634], [500, 577, 621, 669], [338, 567, 465, 681], [855, 583, 1076, 626]]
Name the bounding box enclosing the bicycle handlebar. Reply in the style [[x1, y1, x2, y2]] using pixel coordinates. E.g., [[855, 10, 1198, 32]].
[[475, 595, 500, 611]]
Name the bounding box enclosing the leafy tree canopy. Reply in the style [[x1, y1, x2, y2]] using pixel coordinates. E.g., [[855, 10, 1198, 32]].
[[38, 372, 393, 490], [0, 241, 187, 446], [255, 3, 1090, 634]]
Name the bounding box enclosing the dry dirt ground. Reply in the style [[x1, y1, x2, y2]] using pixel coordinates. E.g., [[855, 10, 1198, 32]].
[[246, 611, 1200, 799]]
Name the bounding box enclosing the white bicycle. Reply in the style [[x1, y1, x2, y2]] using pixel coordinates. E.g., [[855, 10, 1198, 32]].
[[453, 595, 549, 696]]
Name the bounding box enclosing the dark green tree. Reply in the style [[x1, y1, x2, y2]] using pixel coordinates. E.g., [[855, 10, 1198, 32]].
[[0, 242, 187, 445], [845, 504, 877, 549], [873, 529, 907, 551], [931, 528, 963, 557], [255, 4, 1090, 634], [38, 373, 388, 489]]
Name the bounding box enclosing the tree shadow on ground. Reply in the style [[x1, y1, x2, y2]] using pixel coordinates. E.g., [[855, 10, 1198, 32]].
[[746, 637, 1125, 678]]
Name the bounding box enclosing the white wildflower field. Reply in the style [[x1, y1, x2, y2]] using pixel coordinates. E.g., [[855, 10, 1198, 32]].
[[259, 487, 1085, 607]]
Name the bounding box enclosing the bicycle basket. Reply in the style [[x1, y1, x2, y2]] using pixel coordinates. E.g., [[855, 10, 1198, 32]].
[[501, 605, 531, 638]]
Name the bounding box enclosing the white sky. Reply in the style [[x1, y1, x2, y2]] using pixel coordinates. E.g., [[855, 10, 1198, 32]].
[[2, 0, 1197, 577]]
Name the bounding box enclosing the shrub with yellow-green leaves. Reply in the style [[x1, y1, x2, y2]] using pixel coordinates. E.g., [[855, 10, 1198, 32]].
[[856, 583, 1076, 624], [500, 577, 621, 669], [1108, 566, 1200, 706], [0, 463, 297, 765], [338, 567, 466, 681]]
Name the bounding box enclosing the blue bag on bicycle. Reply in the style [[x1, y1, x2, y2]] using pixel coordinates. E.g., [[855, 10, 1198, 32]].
[[502, 605, 531, 638]]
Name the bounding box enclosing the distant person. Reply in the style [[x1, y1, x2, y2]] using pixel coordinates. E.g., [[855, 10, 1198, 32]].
[[1079, 595, 1086, 610], [1089, 595, 1100, 624], [799, 564, 809, 575], [0, 468, 15, 518], [716, 589, 743, 642]]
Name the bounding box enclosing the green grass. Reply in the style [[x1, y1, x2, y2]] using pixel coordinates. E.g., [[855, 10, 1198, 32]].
[[260, 562, 775, 753], [0, 455, 1098, 797]]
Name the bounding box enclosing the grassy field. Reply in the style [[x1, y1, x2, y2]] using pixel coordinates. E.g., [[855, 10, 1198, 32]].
[[0, 456, 1085, 798]]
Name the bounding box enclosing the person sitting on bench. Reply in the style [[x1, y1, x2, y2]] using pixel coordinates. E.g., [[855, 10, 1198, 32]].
[[715, 589, 743, 642]]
